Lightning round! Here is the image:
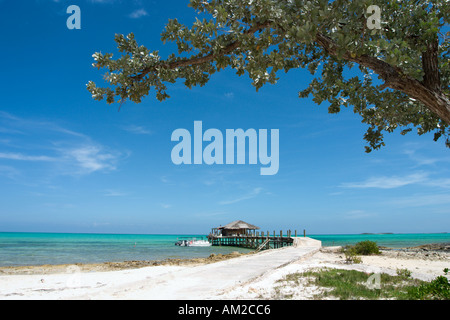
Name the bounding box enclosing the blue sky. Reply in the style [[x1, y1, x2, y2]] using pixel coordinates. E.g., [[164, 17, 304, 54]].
[[0, 0, 449, 235]]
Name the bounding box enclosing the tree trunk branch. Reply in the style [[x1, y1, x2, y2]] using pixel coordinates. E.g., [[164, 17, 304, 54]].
[[422, 36, 441, 93], [315, 32, 450, 124]]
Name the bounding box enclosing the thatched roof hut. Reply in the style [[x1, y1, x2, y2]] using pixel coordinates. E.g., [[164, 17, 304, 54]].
[[217, 220, 260, 236]]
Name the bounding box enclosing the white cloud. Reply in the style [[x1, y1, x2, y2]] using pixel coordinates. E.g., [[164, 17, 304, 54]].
[[0, 152, 55, 162], [340, 173, 428, 189], [0, 111, 86, 139], [203, 179, 216, 186], [403, 149, 440, 166], [402, 143, 450, 167], [129, 8, 148, 19], [104, 189, 128, 197], [160, 176, 170, 183], [0, 165, 20, 179], [219, 187, 263, 205], [389, 193, 450, 207], [424, 178, 450, 188], [122, 124, 152, 135], [63, 145, 118, 174], [0, 112, 123, 177]]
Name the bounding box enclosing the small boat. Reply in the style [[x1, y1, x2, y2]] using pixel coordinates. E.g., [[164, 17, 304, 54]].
[[188, 239, 212, 247], [175, 237, 211, 247], [175, 239, 187, 246]]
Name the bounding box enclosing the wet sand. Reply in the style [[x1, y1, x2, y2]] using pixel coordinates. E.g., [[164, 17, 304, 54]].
[[0, 251, 249, 275]]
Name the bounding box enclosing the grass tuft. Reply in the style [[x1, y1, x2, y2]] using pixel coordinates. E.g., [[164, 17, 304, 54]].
[[282, 268, 447, 300]]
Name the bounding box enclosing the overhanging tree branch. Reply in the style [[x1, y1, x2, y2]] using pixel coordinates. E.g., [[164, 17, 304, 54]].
[[314, 32, 450, 124], [133, 21, 272, 82], [87, 0, 450, 150]]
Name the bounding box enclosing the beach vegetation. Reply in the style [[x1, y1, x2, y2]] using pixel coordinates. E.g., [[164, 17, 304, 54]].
[[278, 267, 450, 300], [343, 246, 362, 264], [396, 268, 412, 279], [353, 240, 381, 255], [341, 240, 380, 263], [408, 270, 450, 300], [287, 268, 432, 300]]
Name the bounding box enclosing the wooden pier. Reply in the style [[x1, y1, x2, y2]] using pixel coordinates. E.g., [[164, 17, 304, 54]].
[[208, 228, 305, 251]]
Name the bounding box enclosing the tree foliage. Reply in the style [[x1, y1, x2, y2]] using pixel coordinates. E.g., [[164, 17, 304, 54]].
[[87, 0, 450, 152]]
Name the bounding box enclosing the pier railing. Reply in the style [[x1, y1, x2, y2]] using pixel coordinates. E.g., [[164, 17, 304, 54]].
[[208, 229, 305, 251]]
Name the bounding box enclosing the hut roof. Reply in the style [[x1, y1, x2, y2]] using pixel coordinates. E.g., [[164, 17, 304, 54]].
[[218, 220, 260, 230]]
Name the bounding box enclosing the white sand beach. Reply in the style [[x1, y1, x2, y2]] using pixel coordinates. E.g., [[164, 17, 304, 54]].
[[0, 239, 448, 300]]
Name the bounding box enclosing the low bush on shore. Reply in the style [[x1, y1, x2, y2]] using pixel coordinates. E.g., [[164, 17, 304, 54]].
[[281, 268, 450, 300], [353, 240, 381, 255], [409, 273, 450, 300], [342, 240, 380, 264]]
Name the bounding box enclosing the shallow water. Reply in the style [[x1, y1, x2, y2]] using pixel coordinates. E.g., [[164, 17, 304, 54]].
[[310, 233, 450, 248], [0, 233, 252, 267], [0, 232, 448, 267]]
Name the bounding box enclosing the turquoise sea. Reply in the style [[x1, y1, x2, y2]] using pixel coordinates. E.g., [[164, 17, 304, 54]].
[[0, 232, 449, 267]]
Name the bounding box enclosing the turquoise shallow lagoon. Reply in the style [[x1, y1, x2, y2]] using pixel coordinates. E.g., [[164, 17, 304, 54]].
[[0, 232, 449, 267], [310, 233, 450, 248], [0, 233, 253, 267]]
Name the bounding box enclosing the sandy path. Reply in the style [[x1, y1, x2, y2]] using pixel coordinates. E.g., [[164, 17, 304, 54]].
[[0, 246, 320, 300], [0, 245, 448, 300]]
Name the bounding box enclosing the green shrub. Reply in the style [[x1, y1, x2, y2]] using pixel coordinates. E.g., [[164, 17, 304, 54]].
[[341, 241, 379, 264], [396, 268, 412, 279], [353, 240, 380, 255], [342, 246, 362, 264], [409, 270, 450, 300]]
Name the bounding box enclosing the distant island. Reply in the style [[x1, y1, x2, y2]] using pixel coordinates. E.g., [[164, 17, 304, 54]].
[[360, 232, 448, 235]]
